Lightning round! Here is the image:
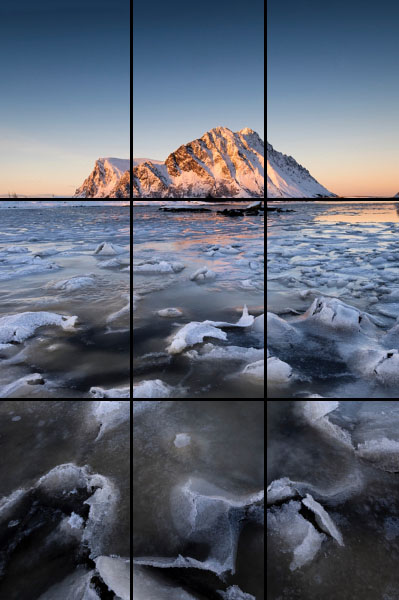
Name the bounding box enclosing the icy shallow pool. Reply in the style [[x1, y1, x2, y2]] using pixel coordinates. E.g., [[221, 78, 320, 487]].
[[0, 206, 130, 398], [267, 201, 399, 398], [133, 203, 264, 398]]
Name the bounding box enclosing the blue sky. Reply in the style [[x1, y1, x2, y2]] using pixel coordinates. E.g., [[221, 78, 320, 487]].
[[0, 0, 129, 196], [133, 0, 264, 160], [268, 0, 399, 197]]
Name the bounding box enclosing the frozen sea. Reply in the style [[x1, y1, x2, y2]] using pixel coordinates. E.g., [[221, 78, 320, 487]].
[[267, 200, 399, 398], [0, 206, 130, 398], [133, 202, 264, 398]]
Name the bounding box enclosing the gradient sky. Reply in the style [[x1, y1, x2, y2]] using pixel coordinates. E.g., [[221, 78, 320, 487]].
[[0, 0, 129, 197], [267, 0, 399, 197], [133, 0, 264, 160]]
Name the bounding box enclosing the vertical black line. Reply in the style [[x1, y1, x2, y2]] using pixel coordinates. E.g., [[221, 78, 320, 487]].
[[129, 399, 133, 595], [130, 0, 134, 199], [130, 199, 133, 399]]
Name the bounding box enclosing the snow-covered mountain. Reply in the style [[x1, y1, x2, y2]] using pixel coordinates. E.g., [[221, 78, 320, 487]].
[[108, 170, 130, 198], [74, 158, 130, 198], [133, 127, 264, 198], [133, 158, 163, 167], [267, 142, 336, 198]]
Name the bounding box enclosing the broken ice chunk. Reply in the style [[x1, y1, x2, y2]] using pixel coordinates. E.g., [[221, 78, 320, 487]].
[[302, 494, 344, 546], [93, 242, 127, 255], [157, 308, 183, 317], [95, 556, 130, 600], [267, 355, 293, 384], [217, 585, 256, 600], [290, 521, 326, 571], [267, 477, 299, 505], [190, 266, 217, 281], [356, 438, 399, 472], [241, 360, 264, 382], [267, 500, 326, 571], [0, 312, 78, 344], [89, 386, 130, 398], [167, 322, 227, 354], [174, 433, 191, 448], [133, 379, 173, 398]]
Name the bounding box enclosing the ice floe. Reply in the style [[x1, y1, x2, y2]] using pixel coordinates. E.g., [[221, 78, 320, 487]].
[[252, 313, 264, 333], [174, 433, 191, 447], [0, 260, 61, 281], [189, 266, 217, 281], [92, 400, 130, 437], [157, 307, 183, 317], [133, 379, 173, 398], [268, 500, 326, 571], [89, 386, 130, 399], [267, 354, 293, 384], [38, 569, 99, 600], [167, 322, 227, 354], [186, 343, 264, 362], [240, 360, 264, 381], [168, 304, 255, 354], [217, 585, 256, 600], [106, 295, 130, 324], [302, 493, 344, 546], [0, 373, 45, 398], [4, 246, 29, 253], [356, 437, 399, 472], [98, 257, 126, 268], [93, 242, 127, 255], [267, 477, 300, 505], [134, 260, 185, 273], [300, 400, 353, 449], [0, 312, 78, 344], [47, 274, 97, 291], [95, 556, 130, 600]]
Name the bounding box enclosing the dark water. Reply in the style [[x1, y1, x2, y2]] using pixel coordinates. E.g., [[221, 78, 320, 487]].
[[0, 400, 130, 599], [267, 400, 399, 600]]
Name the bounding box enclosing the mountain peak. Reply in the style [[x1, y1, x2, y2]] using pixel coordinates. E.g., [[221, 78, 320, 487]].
[[74, 158, 130, 198], [267, 141, 336, 198], [133, 127, 264, 198]]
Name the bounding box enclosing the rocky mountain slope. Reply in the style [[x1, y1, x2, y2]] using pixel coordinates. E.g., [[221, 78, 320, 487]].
[[74, 158, 130, 198], [133, 127, 264, 198], [267, 142, 336, 198]]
